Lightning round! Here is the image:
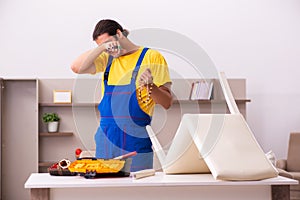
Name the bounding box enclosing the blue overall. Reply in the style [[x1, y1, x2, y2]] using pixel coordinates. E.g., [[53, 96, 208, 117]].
[[95, 48, 153, 172]]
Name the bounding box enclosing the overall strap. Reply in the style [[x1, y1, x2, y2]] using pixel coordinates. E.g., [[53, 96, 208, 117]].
[[131, 48, 149, 82], [103, 55, 114, 82], [103, 48, 149, 83]]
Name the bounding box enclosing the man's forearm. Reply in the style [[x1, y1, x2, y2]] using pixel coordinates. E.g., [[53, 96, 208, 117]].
[[150, 84, 173, 109], [79, 45, 106, 73]]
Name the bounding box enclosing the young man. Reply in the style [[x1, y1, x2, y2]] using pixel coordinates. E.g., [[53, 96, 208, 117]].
[[71, 19, 172, 171]]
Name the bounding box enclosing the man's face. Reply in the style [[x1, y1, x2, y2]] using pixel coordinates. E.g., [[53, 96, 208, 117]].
[[95, 33, 122, 57], [95, 33, 112, 45]]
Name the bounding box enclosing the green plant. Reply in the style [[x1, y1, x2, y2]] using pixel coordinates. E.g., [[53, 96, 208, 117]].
[[42, 113, 60, 123]]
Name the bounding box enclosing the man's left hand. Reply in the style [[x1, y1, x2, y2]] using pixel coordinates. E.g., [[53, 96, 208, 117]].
[[139, 68, 153, 87]]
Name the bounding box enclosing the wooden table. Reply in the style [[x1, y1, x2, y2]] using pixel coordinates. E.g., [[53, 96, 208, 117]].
[[24, 172, 297, 200]]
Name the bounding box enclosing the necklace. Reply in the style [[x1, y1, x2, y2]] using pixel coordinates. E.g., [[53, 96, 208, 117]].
[[138, 83, 153, 107]]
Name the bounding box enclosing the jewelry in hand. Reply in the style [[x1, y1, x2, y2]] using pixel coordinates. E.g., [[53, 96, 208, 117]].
[[138, 80, 153, 108]]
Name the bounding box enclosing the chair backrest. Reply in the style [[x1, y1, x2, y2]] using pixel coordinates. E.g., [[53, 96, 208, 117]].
[[287, 132, 300, 171]]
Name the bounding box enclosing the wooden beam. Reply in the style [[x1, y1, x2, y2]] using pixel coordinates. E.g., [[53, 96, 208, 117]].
[[31, 188, 49, 200]]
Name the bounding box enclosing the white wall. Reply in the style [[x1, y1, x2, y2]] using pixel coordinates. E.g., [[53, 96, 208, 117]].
[[1, 0, 300, 159]]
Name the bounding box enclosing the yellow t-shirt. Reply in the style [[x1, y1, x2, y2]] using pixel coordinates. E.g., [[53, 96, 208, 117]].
[[94, 47, 171, 116]]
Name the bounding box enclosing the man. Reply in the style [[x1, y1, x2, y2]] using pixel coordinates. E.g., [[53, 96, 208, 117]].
[[71, 19, 172, 171]]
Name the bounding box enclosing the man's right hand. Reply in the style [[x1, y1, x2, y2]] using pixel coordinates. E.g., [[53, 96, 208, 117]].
[[103, 41, 121, 57]]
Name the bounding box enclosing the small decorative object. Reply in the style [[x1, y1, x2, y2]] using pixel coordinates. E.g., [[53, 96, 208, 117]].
[[75, 148, 82, 159], [53, 90, 72, 104], [42, 112, 60, 132]]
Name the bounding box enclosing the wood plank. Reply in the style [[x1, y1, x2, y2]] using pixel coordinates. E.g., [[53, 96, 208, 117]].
[[31, 188, 49, 200], [39, 103, 97, 107], [39, 132, 73, 137], [272, 185, 290, 200], [38, 162, 55, 168], [173, 99, 251, 104]]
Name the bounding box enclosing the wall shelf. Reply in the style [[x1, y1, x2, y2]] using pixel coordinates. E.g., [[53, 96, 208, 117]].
[[39, 132, 74, 137], [38, 162, 56, 168], [173, 99, 251, 104], [39, 103, 98, 107]]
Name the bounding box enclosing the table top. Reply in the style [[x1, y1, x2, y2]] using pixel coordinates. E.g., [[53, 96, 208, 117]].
[[24, 172, 298, 189]]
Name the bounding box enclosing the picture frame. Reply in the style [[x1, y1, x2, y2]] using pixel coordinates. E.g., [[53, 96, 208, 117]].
[[53, 90, 72, 104]]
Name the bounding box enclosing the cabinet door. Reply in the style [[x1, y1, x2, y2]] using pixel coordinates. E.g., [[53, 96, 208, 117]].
[[2, 80, 38, 200]]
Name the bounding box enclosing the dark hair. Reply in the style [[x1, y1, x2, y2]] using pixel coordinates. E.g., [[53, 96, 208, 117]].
[[92, 19, 124, 40]]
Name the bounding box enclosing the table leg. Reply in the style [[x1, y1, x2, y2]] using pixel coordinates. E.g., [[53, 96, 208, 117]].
[[31, 188, 49, 200], [271, 185, 290, 200]]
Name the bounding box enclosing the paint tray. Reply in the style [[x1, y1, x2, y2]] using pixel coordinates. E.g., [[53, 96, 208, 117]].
[[68, 157, 132, 179]]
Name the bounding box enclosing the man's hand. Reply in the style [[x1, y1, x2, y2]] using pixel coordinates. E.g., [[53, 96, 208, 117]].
[[138, 68, 172, 109], [103, 41, 121, 57], [139, 68, 153, 87]]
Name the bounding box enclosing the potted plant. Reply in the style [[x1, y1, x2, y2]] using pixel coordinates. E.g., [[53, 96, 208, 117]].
[[42, 112, 60, 132]]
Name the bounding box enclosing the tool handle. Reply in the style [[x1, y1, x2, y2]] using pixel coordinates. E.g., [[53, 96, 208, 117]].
[[113, 151, 137, 160]]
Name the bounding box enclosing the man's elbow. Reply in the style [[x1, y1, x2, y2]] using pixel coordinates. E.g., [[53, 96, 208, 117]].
[[163, 97, 173, 110], [71, 64, 80, 74], [71, 64, 96, 74], [163, 104, 171, 110]]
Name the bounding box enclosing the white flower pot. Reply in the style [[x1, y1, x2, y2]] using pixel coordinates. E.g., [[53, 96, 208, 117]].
[[48, 121, 59, 132]]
